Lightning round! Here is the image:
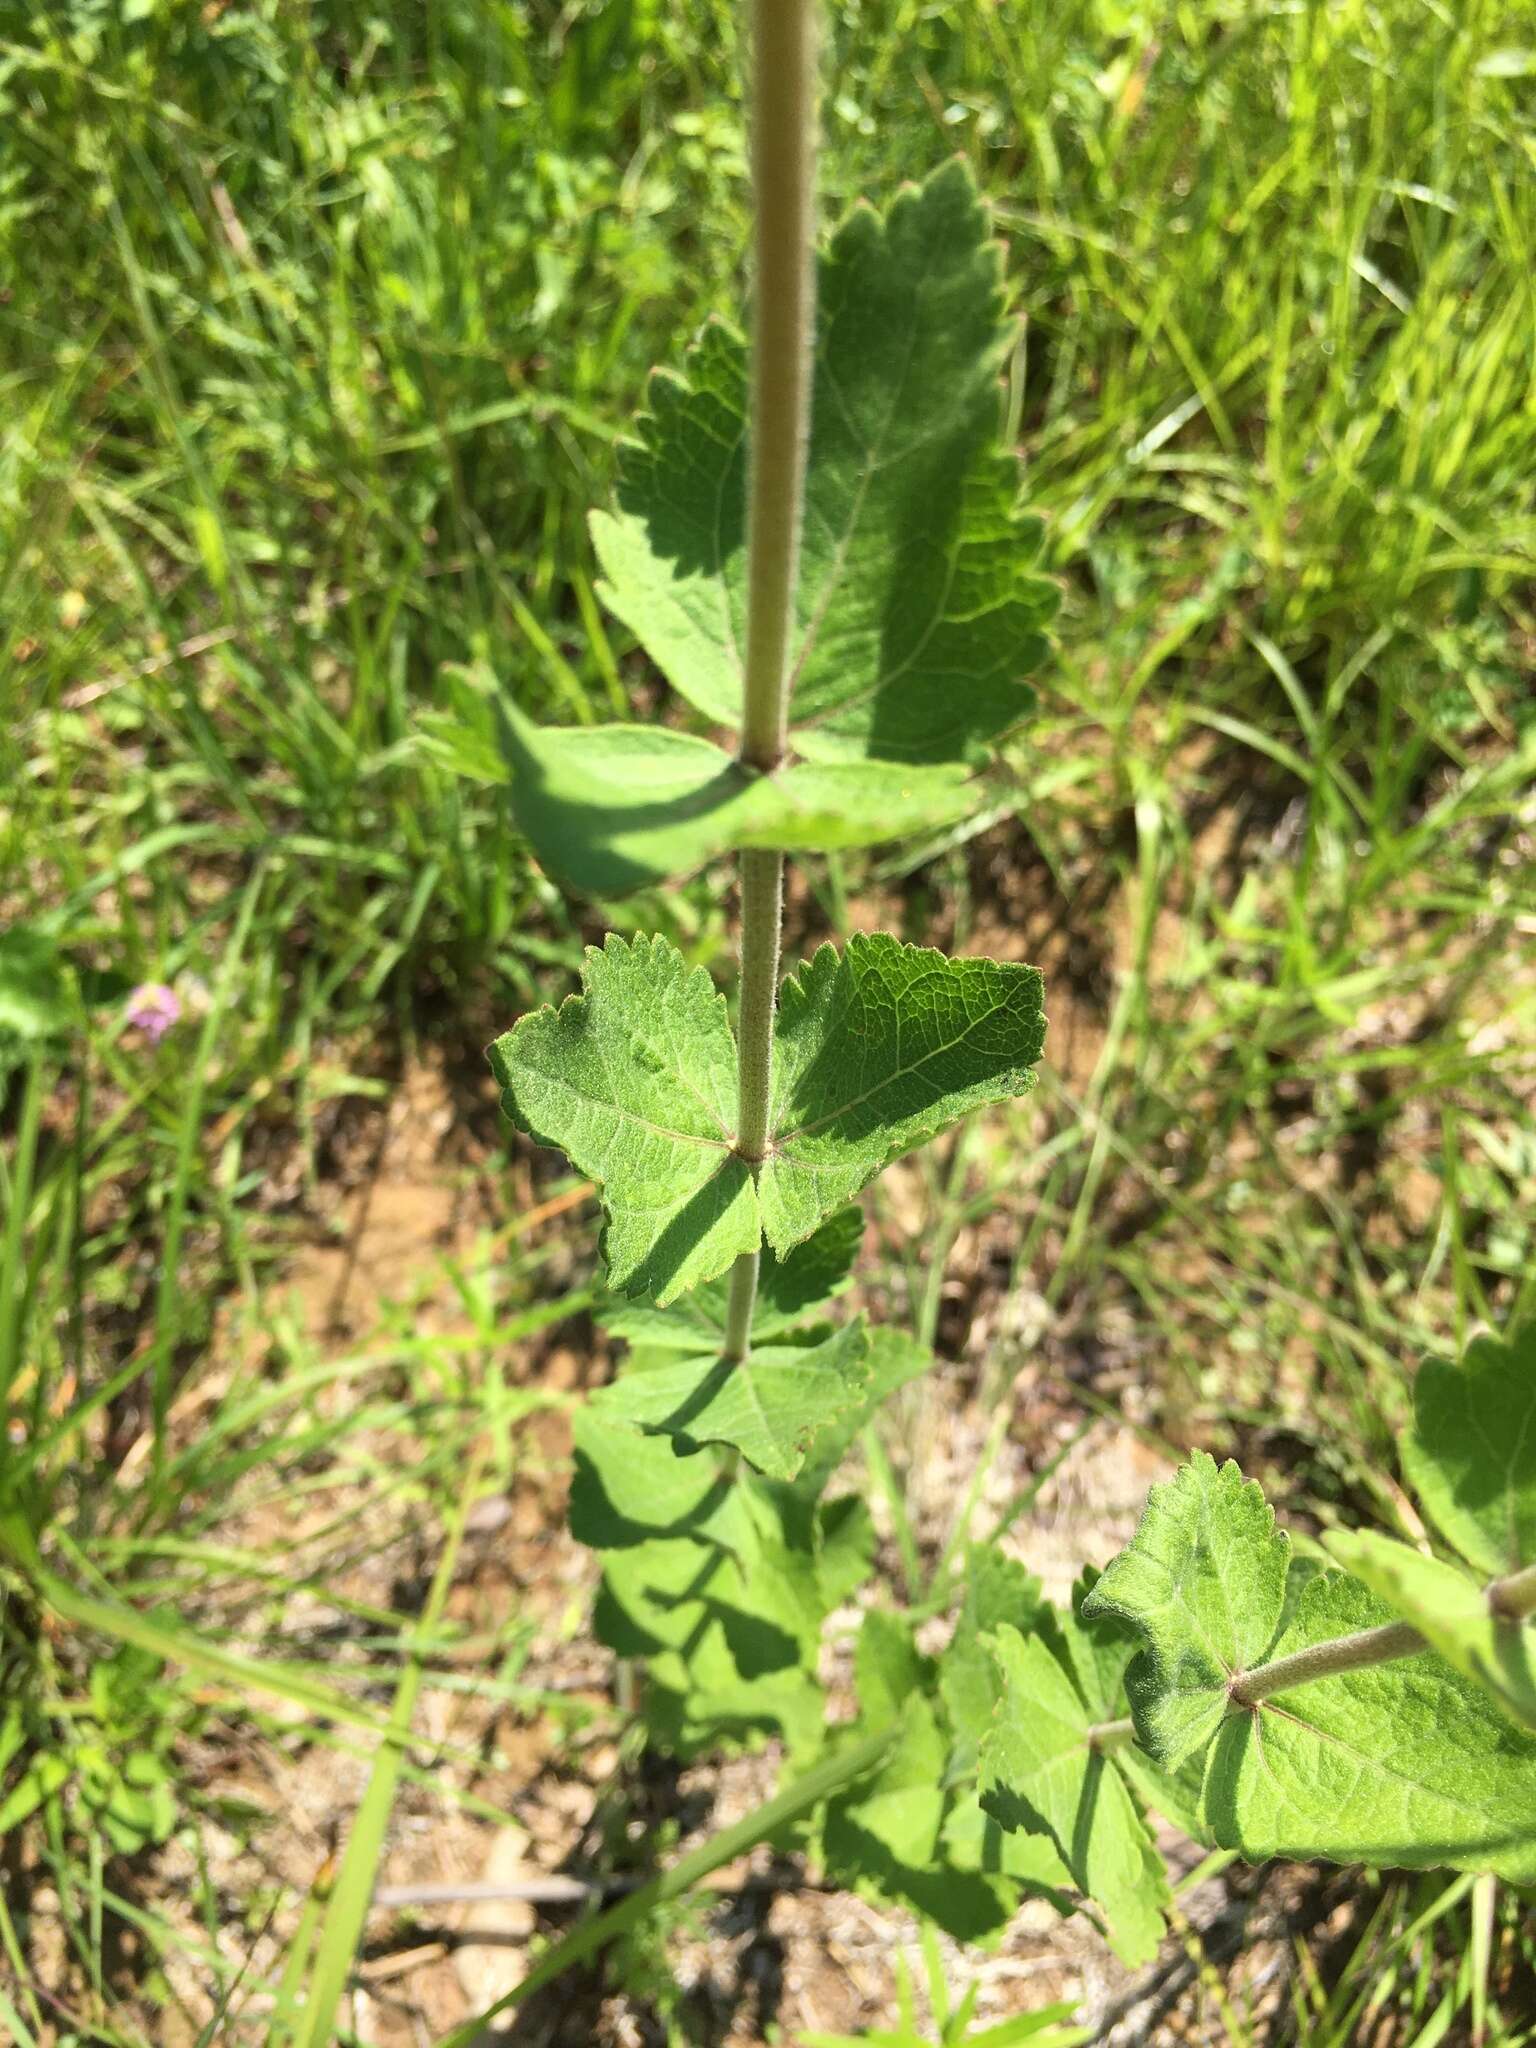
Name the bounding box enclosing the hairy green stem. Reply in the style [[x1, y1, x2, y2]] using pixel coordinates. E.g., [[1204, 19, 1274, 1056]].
[[1229, 1556, 1536, 1709], [1489, 1559, 1536, 1621], [1087, 1716, 1136, 1753], [739, 0, 818, 773], [1228, 1618, 1426, 1707], [724, 0, 819, 1363]]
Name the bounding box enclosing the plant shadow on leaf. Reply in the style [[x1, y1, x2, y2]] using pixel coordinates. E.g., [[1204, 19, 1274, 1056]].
[[497, 698, 753, 896], [568, 1447, 736, 1551]]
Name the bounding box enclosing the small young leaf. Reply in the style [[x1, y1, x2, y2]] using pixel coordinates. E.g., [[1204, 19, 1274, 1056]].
[[599, 1206, 863, 1354], [1325, 1527, 1536, 1735], [591, 1319, 871, 1481], [1402, 1324, 1536, 1577], [590, 161, 1057, 766], [488, 933, 756, 1302], [499, 702, 975, 896], [1202, 1571, 1536, 1882], [761, 936, 1045, 1253], [1083, 1452, 1290, 1769], [980, 1625, 1169, 1966]]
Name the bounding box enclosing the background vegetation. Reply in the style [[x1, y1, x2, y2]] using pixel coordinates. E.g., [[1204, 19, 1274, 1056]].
[[2, 0, 1534, 2040]]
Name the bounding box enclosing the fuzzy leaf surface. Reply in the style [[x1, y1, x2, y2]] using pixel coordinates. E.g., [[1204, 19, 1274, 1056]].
[[499, 704, 974, 896], [1083, 1452, 1290, 1769], [1325, 1527, 1536, 1735], [980, 1625, 1168, 1967], [591, 1319, 871, 1481], [761, 936, 1045, 1253], [1402, 1325, 1536, 1577], [599, 1207, 862, 1355], [590, 160, 1057, 765], [488, 934, 755, 1302], [1201, 1571, 1536, 1881]]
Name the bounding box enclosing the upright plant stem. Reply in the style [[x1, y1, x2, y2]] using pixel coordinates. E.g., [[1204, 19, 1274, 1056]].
[[723, 0, 819, 1365]]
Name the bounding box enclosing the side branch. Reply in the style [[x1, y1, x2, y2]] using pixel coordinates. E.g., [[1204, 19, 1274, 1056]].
[[1229, 1557, 1536, 1710]]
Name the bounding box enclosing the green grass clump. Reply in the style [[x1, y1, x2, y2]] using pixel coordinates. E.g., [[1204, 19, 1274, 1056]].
[[2, 1, 1534, 2040]]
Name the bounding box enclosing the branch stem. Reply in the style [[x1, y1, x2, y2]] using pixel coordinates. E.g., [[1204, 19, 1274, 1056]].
[[724, 0, 819, 1362], [1086, 1716, 1135, 1753], [1228, 1619, 1426, 1707], [1228, 1556, 1536, 1708], [1489, 1560, 1536, 1621]]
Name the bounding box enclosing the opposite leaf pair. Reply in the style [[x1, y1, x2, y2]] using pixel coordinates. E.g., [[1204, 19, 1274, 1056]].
[[489, 930, 1045, 1309]]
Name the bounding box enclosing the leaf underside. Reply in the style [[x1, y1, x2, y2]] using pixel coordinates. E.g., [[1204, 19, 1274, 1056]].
[[1203, 1572, 1536, 1882], [1326, 1527, 1536, 1735], [489, 932, 1045, 1301], [1091, 1452, 1536, 1880]]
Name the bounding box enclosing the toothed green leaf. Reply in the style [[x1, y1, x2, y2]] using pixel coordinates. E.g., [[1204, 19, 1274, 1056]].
[[488, 933, 756, 1303], [498, 703, 975, 896], [591, 1319, 871, 1481], [1325, 1527, 1536, 1735], [589, 160, 1057, 767], [760, 936, 1045, 1254], [1200, 1570, 1536, 1882], [599, 1206, 862, 1354], [491, 934, 1044, 1302], [1402, 1324, 1536, 1578], [1083, 1452, 1290, 1770], [980, 1624, 1169, 1967]]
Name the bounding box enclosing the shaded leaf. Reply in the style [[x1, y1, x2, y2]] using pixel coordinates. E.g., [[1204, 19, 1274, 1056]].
[[1326, 1526, 1536, 1734], [761, 937, 1045, 1254], [1083, 1452, 1290, 1769], [980, 1625, 1169, 1966], [499, 703, 975, 896], [590, 161, 1057, 766], [591, 1319, 871, 1481], [941, 1545, 1045, 1755], [1201, 1571, 1536, 1882], [1402, 1324, 1536, 1577], [600, 1206, 862, 1354], [792, 1323, 938, 1501]]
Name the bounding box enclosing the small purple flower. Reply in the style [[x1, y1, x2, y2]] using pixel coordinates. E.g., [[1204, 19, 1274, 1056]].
[[125, 982, 181, 1045]]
